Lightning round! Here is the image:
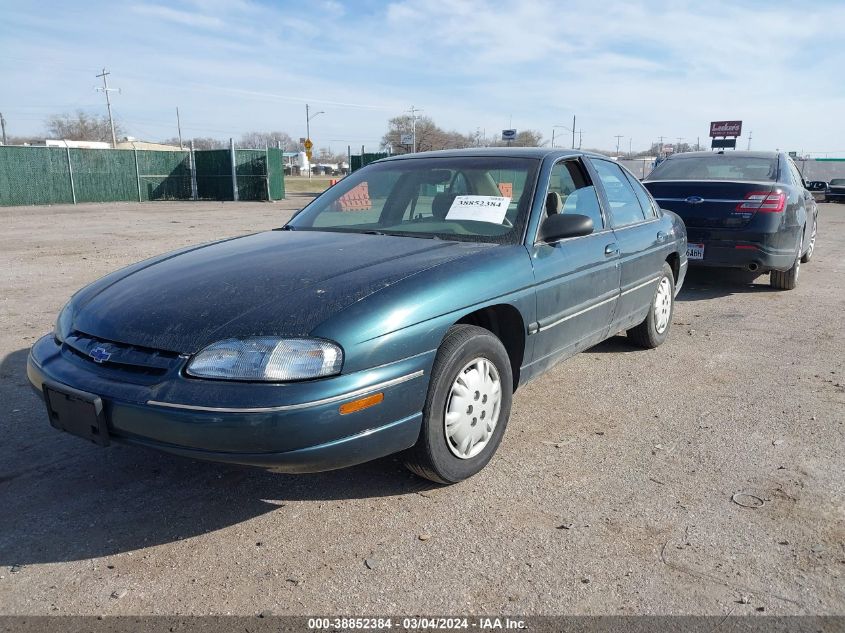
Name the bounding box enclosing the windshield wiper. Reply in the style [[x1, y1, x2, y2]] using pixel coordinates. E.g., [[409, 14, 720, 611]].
[[362, 230, 386, 235], [401, 233, 441, 240]]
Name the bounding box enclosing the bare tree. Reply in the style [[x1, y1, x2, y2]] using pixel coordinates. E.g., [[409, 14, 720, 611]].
[[4, 135, 43, 146], [167, 137, 226, 150], [490, 129, 544, 147], [239, 131, 295, 150], [46, 110, 124, 142], [381, 115, 474, 153]]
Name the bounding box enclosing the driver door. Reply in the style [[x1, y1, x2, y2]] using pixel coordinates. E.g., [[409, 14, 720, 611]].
[[528, 158, 621, 375]]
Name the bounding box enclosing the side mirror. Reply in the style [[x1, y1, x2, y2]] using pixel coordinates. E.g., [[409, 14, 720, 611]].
[[538, 213, 594, 243]]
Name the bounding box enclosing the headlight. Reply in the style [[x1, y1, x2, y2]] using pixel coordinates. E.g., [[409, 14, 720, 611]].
[[186, 337, 343, 381], [54, 303, 73, 343]]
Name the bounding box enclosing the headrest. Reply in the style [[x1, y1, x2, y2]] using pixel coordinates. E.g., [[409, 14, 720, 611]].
[[545, 191, 562, 215], [432, 192, 457, 219]]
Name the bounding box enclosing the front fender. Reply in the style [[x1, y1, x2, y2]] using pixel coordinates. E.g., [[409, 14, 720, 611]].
[[311, 246, 536, 373]]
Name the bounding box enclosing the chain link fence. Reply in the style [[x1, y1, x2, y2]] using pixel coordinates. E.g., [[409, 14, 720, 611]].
[[0, 145, 285, 206]]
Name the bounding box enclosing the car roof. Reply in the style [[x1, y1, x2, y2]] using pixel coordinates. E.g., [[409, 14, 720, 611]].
[[663, 150, 782, 160], [374, 147, 609, 163]]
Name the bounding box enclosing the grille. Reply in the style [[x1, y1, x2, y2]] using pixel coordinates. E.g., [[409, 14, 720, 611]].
[[64, 332, 182, 376]]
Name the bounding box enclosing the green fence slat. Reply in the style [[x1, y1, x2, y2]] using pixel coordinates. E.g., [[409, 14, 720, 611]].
[[0, 145, 285, 206], [0, 147, 74, 206], [267, 148, 285, 200]]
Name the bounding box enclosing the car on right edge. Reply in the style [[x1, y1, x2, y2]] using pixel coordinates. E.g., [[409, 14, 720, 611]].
[[828, 178, 845, 203], [643, 151, 817, 290]]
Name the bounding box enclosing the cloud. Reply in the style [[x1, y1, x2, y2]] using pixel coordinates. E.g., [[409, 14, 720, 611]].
[[1, 0, 843, 153], [131, 4, 226, 30]]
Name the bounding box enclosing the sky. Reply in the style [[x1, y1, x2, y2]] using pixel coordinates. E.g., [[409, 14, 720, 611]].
[[1, 0, 844, 155]]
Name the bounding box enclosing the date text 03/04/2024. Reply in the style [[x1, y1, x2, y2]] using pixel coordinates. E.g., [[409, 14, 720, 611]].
[[306, 616, 527, 630]]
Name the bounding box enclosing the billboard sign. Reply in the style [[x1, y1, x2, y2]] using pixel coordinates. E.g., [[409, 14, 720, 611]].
[[711, 138, 737, 149], [710, 120, 742, 137], [400, 133, 413, 145]]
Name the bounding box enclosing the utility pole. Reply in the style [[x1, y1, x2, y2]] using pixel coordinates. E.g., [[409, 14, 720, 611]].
[[0, 112, 6, 145], [95, 68, 118, 148], [305, 103, 325, 180], [408, 105, 422, 153], [578, 129, 583, 150], [571, 114, 576, 149], [747, 130, 752, 150], [176, 107, 183, 150], [676, 137, 684, 153], [628, 137, 632, 157], [614, 135, 623, 157]]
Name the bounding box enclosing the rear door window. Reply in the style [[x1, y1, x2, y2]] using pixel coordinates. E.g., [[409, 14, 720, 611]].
[[622, 170, 658, 219], [590, 159, 648, 227]]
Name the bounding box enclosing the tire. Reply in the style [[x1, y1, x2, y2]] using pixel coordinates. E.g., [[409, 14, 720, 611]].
[[627, 262, 675, 349], [771, 233, 802, 290], [801, 217, 817, 263], [403, 324, 513, 484]]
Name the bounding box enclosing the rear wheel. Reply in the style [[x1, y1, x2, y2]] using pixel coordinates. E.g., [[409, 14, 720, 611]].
[[403, 325, 512, 484], [627, 262, 675, 349], [771, 234, 802, 290], [801, 218, 817, 263]]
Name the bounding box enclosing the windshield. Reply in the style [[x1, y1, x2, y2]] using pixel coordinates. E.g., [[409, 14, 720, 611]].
[[648, 155, 778, 182], [287, 156, 540, 244]]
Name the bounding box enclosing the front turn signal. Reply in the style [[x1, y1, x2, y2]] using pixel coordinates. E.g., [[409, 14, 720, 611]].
[[339, 393, 384, 415]]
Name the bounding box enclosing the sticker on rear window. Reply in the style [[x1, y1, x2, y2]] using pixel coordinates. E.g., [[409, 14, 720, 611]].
[[445, 195, 511, 224]]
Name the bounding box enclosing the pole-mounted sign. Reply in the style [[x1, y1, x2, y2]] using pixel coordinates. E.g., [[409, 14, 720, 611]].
[[709, 120, 742, 150], [501, 129, 517, 142]]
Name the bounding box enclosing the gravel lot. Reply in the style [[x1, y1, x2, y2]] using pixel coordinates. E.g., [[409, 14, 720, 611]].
[[0, 199, 843, 616]]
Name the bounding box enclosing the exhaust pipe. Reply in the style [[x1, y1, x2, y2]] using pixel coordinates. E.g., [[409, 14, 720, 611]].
[[747, 262, 759, 272]]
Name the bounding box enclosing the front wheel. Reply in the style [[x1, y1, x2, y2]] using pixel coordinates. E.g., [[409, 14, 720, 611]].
[[403, 325, 513, 484], [627, 262, 675, 349]]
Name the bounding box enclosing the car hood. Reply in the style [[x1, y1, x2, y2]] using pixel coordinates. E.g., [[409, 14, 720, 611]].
[[72, 230, 493, 354]]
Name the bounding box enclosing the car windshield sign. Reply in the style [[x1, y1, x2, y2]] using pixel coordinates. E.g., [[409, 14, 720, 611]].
[[287, 156, 540, 244]]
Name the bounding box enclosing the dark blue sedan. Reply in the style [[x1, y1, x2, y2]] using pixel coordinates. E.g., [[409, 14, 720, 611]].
[[644, 151, 817, 289], [28, 149, 687, 483]]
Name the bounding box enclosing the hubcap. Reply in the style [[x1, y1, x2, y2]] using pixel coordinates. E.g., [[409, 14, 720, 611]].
[[654, 276, 672, 334], [444, 357, 502, 459]]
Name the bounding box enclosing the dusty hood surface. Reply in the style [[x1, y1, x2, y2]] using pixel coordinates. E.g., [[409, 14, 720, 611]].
[[72, 230, 490, 353]]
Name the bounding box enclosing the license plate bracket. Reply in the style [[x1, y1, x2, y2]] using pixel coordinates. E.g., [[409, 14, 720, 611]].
[[686, 243, 705, 260], [43, 381, 109, 446]]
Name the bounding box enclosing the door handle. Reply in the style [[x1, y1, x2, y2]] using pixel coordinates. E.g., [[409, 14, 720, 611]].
[[656, 231, 667, 243], [605, 243, 619, 256]]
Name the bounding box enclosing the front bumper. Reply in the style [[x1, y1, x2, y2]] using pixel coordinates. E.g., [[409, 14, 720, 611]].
[[28, 335, 432, 471]]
